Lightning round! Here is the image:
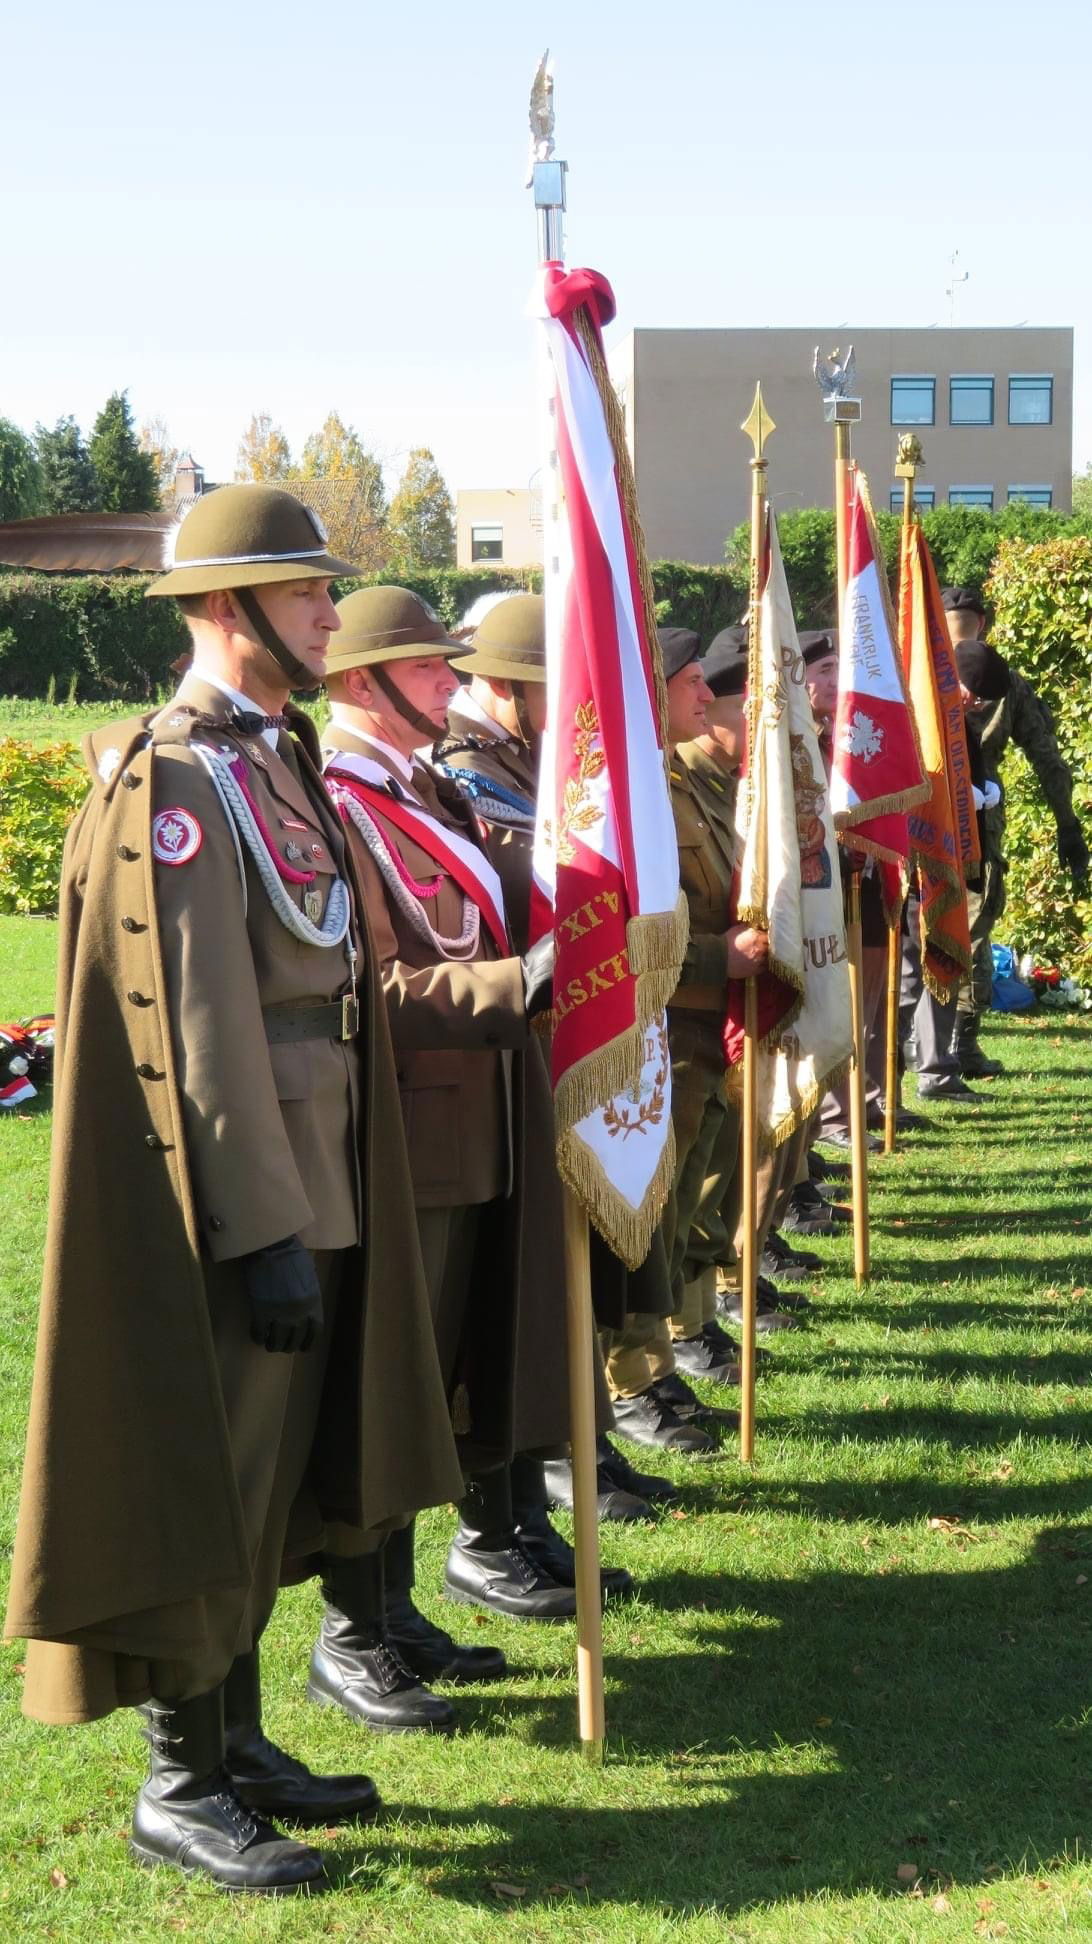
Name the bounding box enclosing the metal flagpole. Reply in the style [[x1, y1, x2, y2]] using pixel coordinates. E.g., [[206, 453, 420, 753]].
[[739, 384, 775, 1463], [883, 434, 923, 1154], [815, 349, 869, 1286], [529, 54, 605, 1761]]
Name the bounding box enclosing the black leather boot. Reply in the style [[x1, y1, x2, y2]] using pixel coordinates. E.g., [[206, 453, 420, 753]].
[[951, 1014, 1004, 1078], [130, 1689, 326, 1894], [543, 1441, 658, 1523], [224, 1646, 379, 1824], [307, 1550, 456, 1733], [384, 1521, 507, 1684], [510, 1454, 634, 1601], [445, 1467, 577, 1620]]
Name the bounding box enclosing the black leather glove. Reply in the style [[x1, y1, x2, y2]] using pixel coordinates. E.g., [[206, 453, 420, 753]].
[[520, 933, 555, 1019], [1057, 822, 1090, 893], [242, 1237, 323, 1353]]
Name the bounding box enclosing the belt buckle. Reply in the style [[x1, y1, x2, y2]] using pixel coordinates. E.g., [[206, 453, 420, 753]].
[[341, 993, 359, 1040]]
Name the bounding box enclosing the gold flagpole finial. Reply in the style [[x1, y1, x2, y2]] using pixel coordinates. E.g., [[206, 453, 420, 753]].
[[741, 384, 775, 462], [895, 433, 924, 530]]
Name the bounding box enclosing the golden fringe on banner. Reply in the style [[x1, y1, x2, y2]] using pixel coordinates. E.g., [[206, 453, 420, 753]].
[[558, 1120, 677, 1272], [761, 1054, 852, 1155]]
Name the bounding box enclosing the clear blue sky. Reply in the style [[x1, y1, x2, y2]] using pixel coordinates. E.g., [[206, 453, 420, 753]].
[[5, 0, 1090, 497]]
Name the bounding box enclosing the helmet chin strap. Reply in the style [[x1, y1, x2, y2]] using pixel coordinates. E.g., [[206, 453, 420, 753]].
[[512, 683, 539, 752], [234, 586, 322, 694], [369, 661, 443, 743]]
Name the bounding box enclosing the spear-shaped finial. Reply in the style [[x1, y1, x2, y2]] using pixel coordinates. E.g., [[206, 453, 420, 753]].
[[741, 384, 775, 463]]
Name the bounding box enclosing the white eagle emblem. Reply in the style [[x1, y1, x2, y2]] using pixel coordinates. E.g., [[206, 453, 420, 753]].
[[97, 746, 121, 783], [840, 710, 884, 762]]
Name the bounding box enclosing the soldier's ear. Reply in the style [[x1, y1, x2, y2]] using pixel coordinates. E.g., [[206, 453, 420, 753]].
[[206, 588, 241, 634]]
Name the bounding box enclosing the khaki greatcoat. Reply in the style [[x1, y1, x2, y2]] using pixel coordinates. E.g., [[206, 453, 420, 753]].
[[5, 682, 461, 1722]]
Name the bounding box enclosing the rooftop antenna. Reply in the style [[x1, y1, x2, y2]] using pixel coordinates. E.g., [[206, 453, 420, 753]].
[[946, 249, 969, 326]]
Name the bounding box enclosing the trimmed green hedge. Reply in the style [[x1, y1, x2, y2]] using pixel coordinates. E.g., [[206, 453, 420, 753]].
[[987, 535, 1092, 984], [0, 562, 751, 699]]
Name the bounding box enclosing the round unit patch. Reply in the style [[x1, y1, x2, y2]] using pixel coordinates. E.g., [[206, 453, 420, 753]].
[[152, 807, 203, 866]]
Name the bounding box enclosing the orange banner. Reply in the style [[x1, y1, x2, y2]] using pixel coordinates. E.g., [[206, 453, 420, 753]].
[[899, 523, 981, 996]]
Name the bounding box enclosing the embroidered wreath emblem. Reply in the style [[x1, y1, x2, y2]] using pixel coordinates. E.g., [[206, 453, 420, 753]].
[[602, 1022, 669, 1140]]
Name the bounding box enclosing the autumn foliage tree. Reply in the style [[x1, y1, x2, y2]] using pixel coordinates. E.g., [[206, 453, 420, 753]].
[[235, 412, 292, 482], [388, 447, 455, 569]]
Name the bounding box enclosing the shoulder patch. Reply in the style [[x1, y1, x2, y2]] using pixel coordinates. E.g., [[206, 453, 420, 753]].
[[152, 807, 203, 866]]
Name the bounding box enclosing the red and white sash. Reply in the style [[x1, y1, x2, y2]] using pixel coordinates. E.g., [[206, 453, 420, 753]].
[[327, 763, 510, 955]]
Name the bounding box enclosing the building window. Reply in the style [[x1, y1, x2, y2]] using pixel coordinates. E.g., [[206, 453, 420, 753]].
[[891, 377, 935, 425], [1007, 484, 1053, 506], [948, 486, 994, 509], [889, 487, 936, 513], [470, 524, 503, 562], [1008, 375, 1053, 424], [949, 376, 994, 426]]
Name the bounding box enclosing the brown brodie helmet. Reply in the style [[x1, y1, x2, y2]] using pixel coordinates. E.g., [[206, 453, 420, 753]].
[[325, 586, 465, 740], [451, 593, 546, 745], [148, 483, 362, 692]]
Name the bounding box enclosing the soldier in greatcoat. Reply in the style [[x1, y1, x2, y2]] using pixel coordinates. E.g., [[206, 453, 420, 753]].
[[3, 486, 462, 1895], [308, 587, 627, 1740]]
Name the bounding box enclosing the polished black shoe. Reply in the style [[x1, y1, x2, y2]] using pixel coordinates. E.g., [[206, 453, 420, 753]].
[[515, 1517, 635, 1601], [444, 1538, 577, 1620], [385, 1596, 508, 1685], [671, 1331, 742, 1384], [718, 1280, 801, 1333], [807, 1148, 850, 1183], [224, 1649, 379, 1825], [816, 1126, 883, 1155], [917, 1073, 980, 1103], [649, 1372, 740, 1425], [543, 1454, 655, 1524], [597, 1434, 678, 1505], [307, 1608, 456, 1734], [610, 1386, 717, 1453], [763, 1230, 824, 1275], [132, 1694, 326, 1895]]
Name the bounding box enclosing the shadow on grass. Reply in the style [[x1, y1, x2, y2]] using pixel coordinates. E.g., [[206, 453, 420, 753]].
[[319, 1527, 1092, 1915]]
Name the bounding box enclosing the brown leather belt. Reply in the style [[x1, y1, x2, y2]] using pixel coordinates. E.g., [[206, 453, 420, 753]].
[[263, 995, 359, 1043]]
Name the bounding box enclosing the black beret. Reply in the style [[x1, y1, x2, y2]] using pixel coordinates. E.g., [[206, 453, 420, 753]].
[[799, 628, 839, 667], [702, 624, 748, 697], [954, 638, 1011, 702], [657, 625, 702, 681], [941, 585, 987, 617]]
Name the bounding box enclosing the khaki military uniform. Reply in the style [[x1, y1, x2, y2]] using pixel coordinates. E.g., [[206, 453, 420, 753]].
[[435, 697, 538, 950], [7, 680, 460, 1724], [323, 723, 571, 1460], [604, 745, 742, 1397]]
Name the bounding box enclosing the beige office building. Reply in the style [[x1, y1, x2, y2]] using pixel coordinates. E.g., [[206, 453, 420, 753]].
[[607, 327, 1073, 564], [455, 487, 541, 570]]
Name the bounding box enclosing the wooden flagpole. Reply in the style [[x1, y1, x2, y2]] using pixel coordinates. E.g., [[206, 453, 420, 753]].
[[739, 383, 775, 1462], [883, 435, 923, 1154], [816, 350, 869, 1286], [530, 54, 604, 1762]]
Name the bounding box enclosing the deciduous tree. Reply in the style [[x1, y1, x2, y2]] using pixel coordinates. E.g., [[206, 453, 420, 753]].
[[388, 447, 455, 569], [235, 412, 292, 482], [0, 420, 43, 521]]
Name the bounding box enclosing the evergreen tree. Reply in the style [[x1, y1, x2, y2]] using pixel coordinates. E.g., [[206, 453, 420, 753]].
[[0, 420, 43, 520], [35, 417, 101, 513], [89, 391, 160, 511], [388, 447, 455, 568]]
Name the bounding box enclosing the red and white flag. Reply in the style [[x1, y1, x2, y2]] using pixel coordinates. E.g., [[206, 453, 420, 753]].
[[833, 476, 928, 895], [531, 264, 687, 1268]]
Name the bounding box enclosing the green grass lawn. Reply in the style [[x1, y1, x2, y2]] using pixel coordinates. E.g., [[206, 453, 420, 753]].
[[0, 694, 328, 750], [2, 909, 1091, 1940]]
